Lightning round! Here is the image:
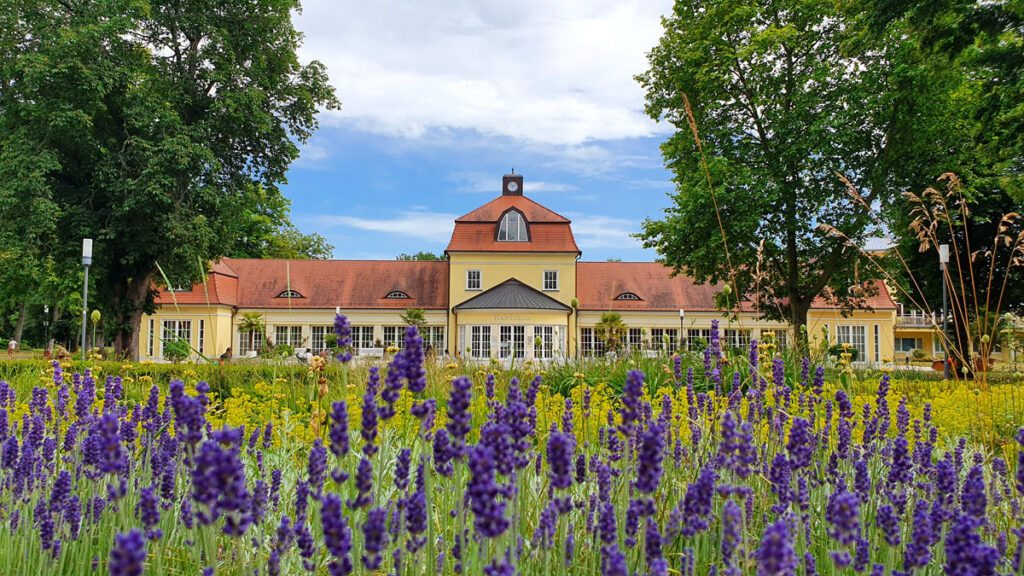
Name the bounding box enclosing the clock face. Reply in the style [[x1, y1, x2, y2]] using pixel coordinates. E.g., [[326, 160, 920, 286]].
[[507, 181, 519, 192]]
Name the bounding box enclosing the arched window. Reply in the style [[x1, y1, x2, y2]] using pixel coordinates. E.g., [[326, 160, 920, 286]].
[[276, 289, 304, 298], [615, 292, 641, 301], [497, 210, 529, 242], [385, 291, 410, 299]]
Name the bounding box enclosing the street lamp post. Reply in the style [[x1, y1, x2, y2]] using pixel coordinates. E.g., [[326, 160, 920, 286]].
[[939, 244, 949, 380], [81, 239, 93, 361], [43, 305, 49, 356], [679, 308, 685, 352]]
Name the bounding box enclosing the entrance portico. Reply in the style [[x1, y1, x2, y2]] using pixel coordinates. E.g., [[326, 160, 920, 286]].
[[452, 278, 571, 361]]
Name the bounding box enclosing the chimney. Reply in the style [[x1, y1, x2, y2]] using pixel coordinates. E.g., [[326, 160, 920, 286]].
[[502, 173, 524, 196]]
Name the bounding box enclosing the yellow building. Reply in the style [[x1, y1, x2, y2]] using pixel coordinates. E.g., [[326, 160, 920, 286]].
[[142, 174, 901, 363]]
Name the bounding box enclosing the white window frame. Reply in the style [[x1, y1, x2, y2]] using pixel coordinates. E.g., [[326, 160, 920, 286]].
[[627, 328, 643, 349], [543, 270, 559, 291], [535, 326, 555, 359], [471, 326, 490, 359], [581, 328, 606, 357], [147, 318, 155, 357], [353, 326, 374, 351], [239, 328, 264, 355], [274, 325, 302, 348], [836, 325, 867, 361], [761, 329, 789, 351], [161, 319, 192, 357], [686, 328, 712, 351], [651, 328, 679, 351], [421, 326, 445, 351], [198, 319, 205, 355], [498, 325, 525, 359], [873, 324, 880, 362], [497, 211, 528, 242], [383, 326, 406, 349], [724, 329, 751, 350], [466, 269, 482, 291]]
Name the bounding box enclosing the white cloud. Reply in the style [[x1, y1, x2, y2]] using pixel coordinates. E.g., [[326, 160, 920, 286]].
[[294, 0, 673, 147], [564, 212, 643, 250], [447, 171, 578, 193], [312, 211, 458, 243]]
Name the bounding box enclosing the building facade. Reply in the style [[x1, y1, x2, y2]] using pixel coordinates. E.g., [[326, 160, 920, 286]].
[[143, 174, 905, 363]]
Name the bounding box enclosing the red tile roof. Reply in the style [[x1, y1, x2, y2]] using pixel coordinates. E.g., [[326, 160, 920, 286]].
[[811, 279, 898, 310], [576, 262, 743, 312], [576, 263, 898, 312], [155, 259, 449, 310], [455, 195, 570, 223], [446, 222, 580, 253], [447, 195, 579, 253], [153, 262, 238, 306]]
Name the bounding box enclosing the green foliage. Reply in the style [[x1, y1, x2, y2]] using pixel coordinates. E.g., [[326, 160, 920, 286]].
[[0, 0, 339, 359], [400, 308, 427, 329], [827, 343, 859, 362], [396, 251, 444, 261], [163, 337, 190, 363], [228, 184, 334, 259], [594, 312, 627, 352], [635, 0, 967, 334]]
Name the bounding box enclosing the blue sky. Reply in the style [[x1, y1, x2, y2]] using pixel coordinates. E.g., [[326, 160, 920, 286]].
[[282, 0, 677, 261]]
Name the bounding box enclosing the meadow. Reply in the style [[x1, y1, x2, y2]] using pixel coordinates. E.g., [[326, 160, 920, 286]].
[[0, 319, 1021, 575]]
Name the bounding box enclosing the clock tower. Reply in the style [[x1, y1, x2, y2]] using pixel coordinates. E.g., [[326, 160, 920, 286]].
[[502, 173, 524, 196]]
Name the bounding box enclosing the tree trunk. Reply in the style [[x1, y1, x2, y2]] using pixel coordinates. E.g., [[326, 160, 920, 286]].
[[113, 271, 155, 361], [12, 301, 27, 345], [790, 297, 810, 352], [49, 303, 61, 352]]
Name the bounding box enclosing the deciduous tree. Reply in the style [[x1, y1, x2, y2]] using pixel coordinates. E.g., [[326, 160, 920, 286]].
[[636, 0, 965, 339], [0, 0, 338, 359]]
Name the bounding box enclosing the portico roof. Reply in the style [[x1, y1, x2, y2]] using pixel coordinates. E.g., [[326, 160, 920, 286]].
[[453, 278, 572, 311]]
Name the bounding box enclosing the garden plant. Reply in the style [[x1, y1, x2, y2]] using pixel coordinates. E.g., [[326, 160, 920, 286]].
[[0, 319, 1021, 575]]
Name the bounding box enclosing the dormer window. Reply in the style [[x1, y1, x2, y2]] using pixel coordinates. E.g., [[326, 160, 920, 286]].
[[385, 291, 410, 299], [276, 289, 304, 298], [497, 210, 529, 242], [615, 292, 641, 301]]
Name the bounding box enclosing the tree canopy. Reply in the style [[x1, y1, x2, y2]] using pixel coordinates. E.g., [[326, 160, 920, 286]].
[[396, 251, 444, 261], [0, 0, 338, 357], [636, 0, 973, 336], [861, 0, 1024, 321]]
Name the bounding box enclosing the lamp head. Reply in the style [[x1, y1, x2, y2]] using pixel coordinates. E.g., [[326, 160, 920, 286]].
[[82, 239, 93, 266]]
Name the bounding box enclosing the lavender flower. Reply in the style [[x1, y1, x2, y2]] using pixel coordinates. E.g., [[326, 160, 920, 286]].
[[308, 439, 328, 495], [681, 466, 716, 536], [404, 326, 427, 393], [635, 423, 665, 495], [826, 488, 861, 546], [446, 376, 473, 457], [467, 445, 509, 538], [961, 465, 987, 519], [361, 506, 389, 570], [786, 417, 815, 470], [546, 431, 574, 491], [721, 500, 742, 570], [903, 499, 932, 571], [329, 400, 350, 459], [347, 457, 374, 509], [109, 530, 146, 576], [756, 519, 797, 576], [943, 513, 999, 575], [334, 314, 353, 362], [321, 493, 353, 576], [619, 370, 644, 436], [361, 372, 379, 457]]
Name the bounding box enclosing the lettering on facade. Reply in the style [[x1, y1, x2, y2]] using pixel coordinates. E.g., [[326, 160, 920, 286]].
[[493, 315, 532, 323]]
